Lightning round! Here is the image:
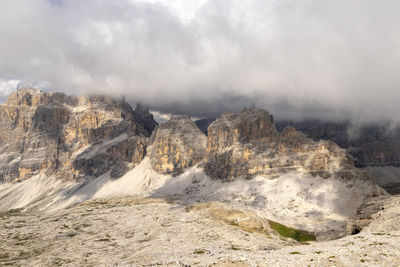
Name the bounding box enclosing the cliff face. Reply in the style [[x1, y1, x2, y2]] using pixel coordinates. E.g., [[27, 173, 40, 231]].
[[276, 120, 400, 168], [150, 116, 207, 175], [0, 89, 377, 188], [203, 109, 370, 181], [199, 117, 400, 170], [150, 109, 372, 183], [204, 109, 278, 179], [0, 92, 386, 241], [0, 88, 156, 182], [276, 120, 400, 193]]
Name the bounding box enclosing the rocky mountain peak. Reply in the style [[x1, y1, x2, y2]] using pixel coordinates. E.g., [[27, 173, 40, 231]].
[[150, 116, 207, 176], [0, 89, 373, 186], [0, 89, 157, 182], [204, 108, 371, 181], [280, 125, 301, 138], [6, 87, 44, 107], [0, 96, 387, 254], [207, 109, 278, 151], [5, 87, 79, 108]]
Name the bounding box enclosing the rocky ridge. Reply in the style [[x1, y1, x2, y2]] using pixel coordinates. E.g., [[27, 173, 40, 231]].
[[0, 89, 396, 266], [204, 109, 370, 181], [0, 88, 156, 182], [276, 120, 400, 194], [276, 120, 400, 168], [154, 109, 373, 183], [150, 116, 207, 175], [0, 88, 376, 187], [0, 90, 386, 230]]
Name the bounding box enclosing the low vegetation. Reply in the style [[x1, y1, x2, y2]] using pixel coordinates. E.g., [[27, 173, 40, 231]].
[[268, 220, 316, 242]]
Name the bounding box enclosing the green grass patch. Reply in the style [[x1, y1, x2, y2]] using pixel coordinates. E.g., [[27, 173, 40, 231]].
[[268, 220, 316, 242]]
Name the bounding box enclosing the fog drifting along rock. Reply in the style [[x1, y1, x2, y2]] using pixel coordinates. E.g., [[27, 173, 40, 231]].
[[150, 108, 375, 183], [0, 90, 395, 266], [150, 116, 207, 175], [0, 88, 156, 182], [204, 109, 373, 181], [0, 91, 389, 245], [0, 88, 375, 185], [276, 120, 400, 194]]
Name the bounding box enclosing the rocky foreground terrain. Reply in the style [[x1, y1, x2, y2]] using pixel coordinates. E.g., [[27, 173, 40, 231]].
[[0, 196, 399, 266], [0, 88, 399, 266]]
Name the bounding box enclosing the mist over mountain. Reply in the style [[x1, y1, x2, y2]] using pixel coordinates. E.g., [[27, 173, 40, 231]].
[[1, 0, 400, 123], [2, 1, 400, 266]]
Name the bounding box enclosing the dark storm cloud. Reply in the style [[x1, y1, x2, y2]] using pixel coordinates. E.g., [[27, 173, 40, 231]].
[[0, 0, 400, 123]]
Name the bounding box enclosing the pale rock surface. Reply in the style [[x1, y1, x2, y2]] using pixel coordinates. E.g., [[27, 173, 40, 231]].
[[276, 119, 400, 194], [0, 104, 385, 239], [150, 116, 207, 175], [0, 157, 384, 240], [0, 196, 399, 266], [204, 109, 373, 182], [0, 157, 168, 212], [151, 165, 385, 240], [0, 88, 156, 182], [0, 92, 397, 266]]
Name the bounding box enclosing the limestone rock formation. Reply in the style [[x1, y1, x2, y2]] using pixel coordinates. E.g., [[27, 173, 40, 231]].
[[150, 116, 207, 175], [276, 120, 400, 168], [276, 120, 400, 193], [204, 109, 372, 181], [204, 109, 278, 179], [0, 88, 156, 182], [0, 88, 378, 193]]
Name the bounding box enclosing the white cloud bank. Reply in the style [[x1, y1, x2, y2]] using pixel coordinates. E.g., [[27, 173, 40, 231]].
[[0, 0, 399, 123]]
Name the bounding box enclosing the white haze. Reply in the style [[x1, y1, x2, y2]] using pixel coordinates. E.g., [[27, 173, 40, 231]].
[[0, 0, 399, 123]]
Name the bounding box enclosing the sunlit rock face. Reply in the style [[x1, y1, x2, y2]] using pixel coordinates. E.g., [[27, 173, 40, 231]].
[[0, 88, 156, 182], [204, 109, 372, 181], [150, 116, 207, 176], [0, 88, 373, 186], [204, 109, 278, 180]]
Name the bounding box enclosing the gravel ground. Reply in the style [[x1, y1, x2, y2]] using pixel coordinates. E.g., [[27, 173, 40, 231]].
[[0, 197, 399, 267]]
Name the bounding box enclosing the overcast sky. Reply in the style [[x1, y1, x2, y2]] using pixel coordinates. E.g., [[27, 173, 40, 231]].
[[0, 0, 399, 123]]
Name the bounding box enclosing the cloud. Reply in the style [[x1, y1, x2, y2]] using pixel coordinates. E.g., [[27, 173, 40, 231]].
[[0, 79, 21, 101], [0, 0, 400, 123]]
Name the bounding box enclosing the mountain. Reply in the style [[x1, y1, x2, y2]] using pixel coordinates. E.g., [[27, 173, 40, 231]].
[[0, 89, 394, 265], [150, 115, 207, 175], [203, 109, 370, 182], [196, 117, 400, 194], [0, 88, 157, 183], [276, 120, 400, 194]]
